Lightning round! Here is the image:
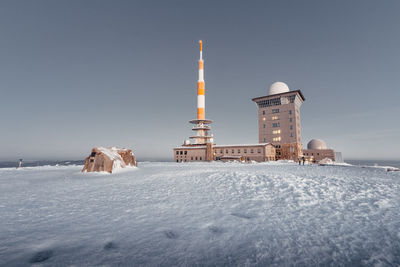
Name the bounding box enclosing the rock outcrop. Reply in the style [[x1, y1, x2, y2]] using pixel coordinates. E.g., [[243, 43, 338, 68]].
[[82, 147, 137, 173]]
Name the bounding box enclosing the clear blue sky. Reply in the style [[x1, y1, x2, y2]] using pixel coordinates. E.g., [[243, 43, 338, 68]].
[[1, 0, 399, 161]]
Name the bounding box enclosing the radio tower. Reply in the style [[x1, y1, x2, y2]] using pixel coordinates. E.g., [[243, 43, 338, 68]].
[[189, 40, 213, 145]]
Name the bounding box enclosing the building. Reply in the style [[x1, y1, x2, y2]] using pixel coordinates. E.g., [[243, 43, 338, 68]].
[[303, 139, 343, 163], [173, 41, 276, 163], [174, 143, 276, 163], [252, 82, 305, 160]]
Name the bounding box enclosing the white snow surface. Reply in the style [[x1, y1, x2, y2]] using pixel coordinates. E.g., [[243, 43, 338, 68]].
[[1, 162, 400, 266]]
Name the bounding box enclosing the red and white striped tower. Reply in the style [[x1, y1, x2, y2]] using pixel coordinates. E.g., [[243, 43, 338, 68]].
[[189, 40, 213, 145]]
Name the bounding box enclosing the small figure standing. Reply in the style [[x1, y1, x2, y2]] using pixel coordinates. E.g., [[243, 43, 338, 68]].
[[17, 159, 23, 169], [302, 156, 305, 166], [298, 158, 301, 165]]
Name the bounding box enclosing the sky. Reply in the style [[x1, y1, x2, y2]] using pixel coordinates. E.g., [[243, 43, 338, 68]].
[[0, 0, 399, 161]]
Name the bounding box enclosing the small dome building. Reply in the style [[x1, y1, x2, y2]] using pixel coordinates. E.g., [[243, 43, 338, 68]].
[[268, 81, 290, 95], [303, 139, 342, 163]]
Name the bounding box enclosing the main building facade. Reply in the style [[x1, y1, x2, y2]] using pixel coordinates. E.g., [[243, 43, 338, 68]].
[[252, 82, 305, 160]]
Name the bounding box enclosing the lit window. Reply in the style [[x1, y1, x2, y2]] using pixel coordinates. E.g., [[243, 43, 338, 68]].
[[272, 116, 279, 120], [272, 130, 281, 134], [273, 136, 281, 142], [262, 117, 266, 121]]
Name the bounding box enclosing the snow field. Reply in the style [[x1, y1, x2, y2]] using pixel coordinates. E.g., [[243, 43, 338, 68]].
[[0, 162, 399, 266]]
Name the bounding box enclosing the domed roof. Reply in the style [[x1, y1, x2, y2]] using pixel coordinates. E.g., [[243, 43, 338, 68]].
[[307, 139, 327, 150], [268, 81, 290, 95]]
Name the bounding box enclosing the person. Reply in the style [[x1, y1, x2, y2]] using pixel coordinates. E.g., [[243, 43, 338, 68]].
[[302, 156, 305, 165], [298, 158, 301, 165]]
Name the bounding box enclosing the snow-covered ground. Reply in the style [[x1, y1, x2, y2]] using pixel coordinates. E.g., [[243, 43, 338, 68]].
[[0, 162, 399, 266]]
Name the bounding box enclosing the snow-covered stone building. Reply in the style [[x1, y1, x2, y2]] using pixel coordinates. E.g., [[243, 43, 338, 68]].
[[82, 147, 137, 173]]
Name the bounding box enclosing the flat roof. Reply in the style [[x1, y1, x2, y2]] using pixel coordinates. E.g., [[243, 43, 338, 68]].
[[252, 89, 305, 102]]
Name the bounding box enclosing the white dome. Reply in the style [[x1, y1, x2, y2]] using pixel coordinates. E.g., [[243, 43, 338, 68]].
[[307, 139, 327, 150], [268, 81, 290, 95]]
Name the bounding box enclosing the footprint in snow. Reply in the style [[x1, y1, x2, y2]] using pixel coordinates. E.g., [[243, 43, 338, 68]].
[[231, 212, 255, 219], [208, 226, 225, 234], [164, 230, 179, 239], [104, 241, 118, 250], [29, 250, 53, 263]]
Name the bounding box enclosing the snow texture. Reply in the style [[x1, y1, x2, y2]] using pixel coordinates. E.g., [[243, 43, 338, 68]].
[[0, 162, 400, 266]]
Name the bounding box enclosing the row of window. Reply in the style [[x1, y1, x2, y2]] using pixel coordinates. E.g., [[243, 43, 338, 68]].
[[256, 96, 296, 108], [216, 148, 262, 154], [176, 156, 203, 162]]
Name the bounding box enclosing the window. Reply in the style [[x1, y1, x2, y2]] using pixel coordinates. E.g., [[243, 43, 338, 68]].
[[262, 110, 265, 115], [184, 151, 187, 155], [244, 149, 247, 153], [176, 151, 179, 155], [176, 159, 179, 162], [272, 116, 279, 120], [250, 149, 254, 153], [195, 157, 198, 160], [257, 149, 261, 153], [272, 123, 280, 127], [272, 129, 281, 134], [226, 149, 228, 153], [290, 125, 293, 130], [263, 138, 266, 142], [290, 133, 293, 137], [90, 152, 96, 157], [273, 136, 281, 142], [200, 157, 202, 160], [238, 149, 241, 153], [289, 118, 292, 122], [90, 159, 94, 163], [263, 124, 266, 128], [257, 98, 281, 108], [232, 149, 235, 154], [272, 108, 280, 113], [289, 110, 292, 115], [180, 151, 183, 155]]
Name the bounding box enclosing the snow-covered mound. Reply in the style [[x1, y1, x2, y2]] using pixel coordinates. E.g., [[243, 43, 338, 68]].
[[0, 162, 399, 265], [82, 146, 137, 173]]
